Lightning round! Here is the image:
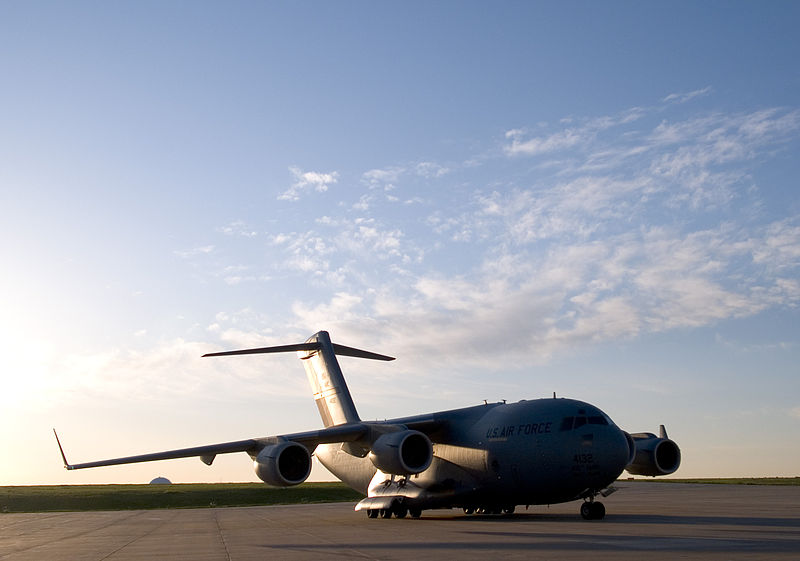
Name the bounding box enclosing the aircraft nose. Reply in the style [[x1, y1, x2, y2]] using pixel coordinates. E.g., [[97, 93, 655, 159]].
[[593, 426, 633, 481], [609, 427, 633, 475]]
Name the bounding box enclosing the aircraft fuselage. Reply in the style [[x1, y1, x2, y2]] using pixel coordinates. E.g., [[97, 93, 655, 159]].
[[317, 397, 631, 510]]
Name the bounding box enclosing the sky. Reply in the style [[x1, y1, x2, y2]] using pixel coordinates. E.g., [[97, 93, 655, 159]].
[[1, 1, 799, 485]]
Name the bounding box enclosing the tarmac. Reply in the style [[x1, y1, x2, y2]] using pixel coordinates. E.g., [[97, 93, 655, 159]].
[[1, 482, 798, 560]]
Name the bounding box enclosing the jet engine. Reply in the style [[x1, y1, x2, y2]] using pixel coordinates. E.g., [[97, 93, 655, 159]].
[[368, 430, 433, 475], [254, 441, 312, 486], [625, 429, 681, 476]]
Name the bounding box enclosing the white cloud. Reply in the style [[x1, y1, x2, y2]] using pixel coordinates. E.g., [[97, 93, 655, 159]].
[[415, 161, 449, 178], [216, 221, 258, 237], [352, 194, 372, 211], [663, 86, 713, 104], [361, 162, 450, 203], [650, 110, 800, 161], [224, 275, 254, 285], [283, 215, 800, 371], [504, 127, 586, 156], [271, 214, 422, 277], [270, 231, 332, 256], [292, 292, 365, 330], [504, 107, 646, 157], [738, 108, 800, 141], [748, 219, 800, 270], [278, 166, 339, 201], [362, 166, 405, 188], [497, 107, 800, 223], [189, 99, 800, 373], [174, 245, 215, 258], [59, 339, 302, 403]]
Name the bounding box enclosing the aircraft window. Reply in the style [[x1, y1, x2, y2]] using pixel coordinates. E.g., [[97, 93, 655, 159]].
[[560, 416, 603, 430]]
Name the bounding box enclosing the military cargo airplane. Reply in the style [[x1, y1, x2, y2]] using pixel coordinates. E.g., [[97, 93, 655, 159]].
[[55, 330, 680, 519]]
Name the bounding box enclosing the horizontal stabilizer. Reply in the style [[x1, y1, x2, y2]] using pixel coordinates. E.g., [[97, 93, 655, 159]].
[[203, 343, 318, 357], [331, 343, 395, 361], [203, 340, 394, 361]]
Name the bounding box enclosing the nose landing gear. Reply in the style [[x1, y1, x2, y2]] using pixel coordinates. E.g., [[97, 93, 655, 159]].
[[580, 500, 605, 520]]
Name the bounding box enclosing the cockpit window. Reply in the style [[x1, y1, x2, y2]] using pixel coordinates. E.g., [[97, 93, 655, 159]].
[[560, 414, 609, 431]]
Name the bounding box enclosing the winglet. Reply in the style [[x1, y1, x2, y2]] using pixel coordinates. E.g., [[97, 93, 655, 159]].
[[53, 429, 74, 470], [659, 424, 668, 439]]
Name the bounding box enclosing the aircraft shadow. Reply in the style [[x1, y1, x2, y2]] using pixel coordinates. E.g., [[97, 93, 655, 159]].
[[257, 513, 800, 554], [445, 512, 800, 528], [259, 535, 798, 555]]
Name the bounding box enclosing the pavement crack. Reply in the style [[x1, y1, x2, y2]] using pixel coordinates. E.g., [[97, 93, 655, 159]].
[[213, 509, 233, 561], [98, 511, 180, 561]]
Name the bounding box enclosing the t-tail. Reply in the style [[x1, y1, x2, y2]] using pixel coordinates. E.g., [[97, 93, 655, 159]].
[[299, 331, 359, 426], [203, 330, 394, 427]]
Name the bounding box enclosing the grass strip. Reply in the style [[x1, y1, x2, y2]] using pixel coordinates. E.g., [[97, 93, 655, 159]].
[[0, 482, 364, 513], [4, 478, 798, 513]]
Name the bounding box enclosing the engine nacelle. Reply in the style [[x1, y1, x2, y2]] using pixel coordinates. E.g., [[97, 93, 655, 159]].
[[368, 430, 433, 475], [254, 441, 312, 486], [625, 432, 681, 476]]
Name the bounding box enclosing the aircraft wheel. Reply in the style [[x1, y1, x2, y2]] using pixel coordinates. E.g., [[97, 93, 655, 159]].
[[380, 509, 392, 519], [502, 506, 515, 515], [591, 501, 605, 519], [393, 505, 408, 519], [580, 501, 606, 520], [463, 507, 474, 515], [367, 509, 378, 519], [580, 502, 592, 520], [410, 508, 422, 518]]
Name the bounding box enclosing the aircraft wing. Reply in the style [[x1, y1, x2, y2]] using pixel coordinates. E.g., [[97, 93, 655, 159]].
[[54, 423, 370, 471]]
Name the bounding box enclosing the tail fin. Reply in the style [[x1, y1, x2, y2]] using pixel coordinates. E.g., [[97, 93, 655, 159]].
[[203, 331, 394, 427], [299, 331, 360, 427]]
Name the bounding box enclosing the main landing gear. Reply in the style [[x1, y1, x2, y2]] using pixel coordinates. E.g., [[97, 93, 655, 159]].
[[580, 500, 605, 520], [366, 505, 422, 519], [462, 506, 515, 516]]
